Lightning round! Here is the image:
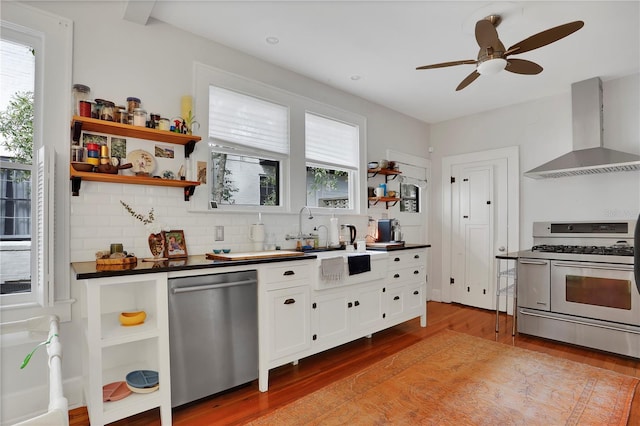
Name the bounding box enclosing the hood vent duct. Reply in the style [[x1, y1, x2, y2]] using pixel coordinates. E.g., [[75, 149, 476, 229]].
[[525, 77, 640, 179]]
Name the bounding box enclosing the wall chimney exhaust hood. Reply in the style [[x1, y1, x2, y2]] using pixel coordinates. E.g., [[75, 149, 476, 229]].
[[525, 77, 640, 179]]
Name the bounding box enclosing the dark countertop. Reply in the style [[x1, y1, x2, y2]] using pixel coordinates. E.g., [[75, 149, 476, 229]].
[[72, 253, 317, 280], [365, 243, 431, 252], [73, 244, 432, 280], [495, 252, 520, 260]]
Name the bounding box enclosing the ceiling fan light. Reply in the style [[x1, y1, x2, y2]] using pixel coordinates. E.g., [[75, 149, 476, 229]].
[[477, 58, 507, 75]]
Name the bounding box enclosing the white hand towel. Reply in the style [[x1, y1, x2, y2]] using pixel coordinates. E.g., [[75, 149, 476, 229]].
[[321, 257, 344, 281]]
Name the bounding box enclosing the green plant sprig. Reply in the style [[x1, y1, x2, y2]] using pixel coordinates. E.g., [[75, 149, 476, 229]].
[[120, 200, 155, 225]]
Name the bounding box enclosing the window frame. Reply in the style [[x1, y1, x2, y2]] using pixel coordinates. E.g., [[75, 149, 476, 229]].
[[1, 2, 72, 322], [192, 63, 366, 215]]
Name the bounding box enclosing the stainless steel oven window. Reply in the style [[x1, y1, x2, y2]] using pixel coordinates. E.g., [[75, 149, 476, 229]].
[[565, 275, 632, 310]]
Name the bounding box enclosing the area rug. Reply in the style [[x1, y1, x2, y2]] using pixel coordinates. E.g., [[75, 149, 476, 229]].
[[249, 330, 638, 425]]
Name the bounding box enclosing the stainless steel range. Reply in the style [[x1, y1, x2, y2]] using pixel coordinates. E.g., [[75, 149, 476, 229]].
[[517, 220, 639, 359]]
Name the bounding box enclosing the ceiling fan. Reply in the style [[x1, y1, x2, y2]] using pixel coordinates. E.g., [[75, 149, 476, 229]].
[[416, 15, 584, 91]]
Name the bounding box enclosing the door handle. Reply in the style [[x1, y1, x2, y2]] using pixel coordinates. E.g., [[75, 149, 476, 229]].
[[283, 270, 295, 276], [284, 298, 296, 305]]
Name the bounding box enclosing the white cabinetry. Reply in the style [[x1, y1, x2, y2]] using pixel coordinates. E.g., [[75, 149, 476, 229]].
[[311, 280, 386, 352], [78, 273, 171, 425], [385, 249, 427, 326], [258, 260, 313, 391]]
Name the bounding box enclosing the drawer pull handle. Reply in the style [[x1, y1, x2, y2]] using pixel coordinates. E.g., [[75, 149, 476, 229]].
[[284, 298, 296, 305], [413, 290, 419, 295], [413, 270, 420, 274], [393, 296, 400, 301], [354, 300, 360, 307], [283, 270, 295, 276], [348, 302, 353, 308], [394, 273, 400, 279], [414, 254, 420, 259], [394, 257, 400, 262]]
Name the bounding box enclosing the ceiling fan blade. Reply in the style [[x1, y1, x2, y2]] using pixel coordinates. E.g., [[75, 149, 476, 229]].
[[505, 58, 543, 75], [456, 70, 481, 91], [416, 59, 477, 70], [507, 21, 584, 56], [475, 19, 501, 49]]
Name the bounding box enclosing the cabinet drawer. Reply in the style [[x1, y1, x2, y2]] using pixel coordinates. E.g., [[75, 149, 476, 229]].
[[263, 262, 311, 284], [388, 250, 425, 270], [388, 266, 425, 284]]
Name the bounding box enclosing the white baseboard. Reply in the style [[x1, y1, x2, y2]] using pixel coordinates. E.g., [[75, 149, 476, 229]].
[[0, 376, 82, 426]]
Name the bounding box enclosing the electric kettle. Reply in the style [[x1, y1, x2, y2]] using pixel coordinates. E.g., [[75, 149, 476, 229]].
[[341, 224, 357, 245]]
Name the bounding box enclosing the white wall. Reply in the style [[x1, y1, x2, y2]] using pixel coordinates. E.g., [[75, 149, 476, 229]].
[[428, 73, 640, 301], [2, 2, 430, 423]]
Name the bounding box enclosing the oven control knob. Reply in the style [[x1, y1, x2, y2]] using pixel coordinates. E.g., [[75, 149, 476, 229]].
[[567, 225, 574, 231]]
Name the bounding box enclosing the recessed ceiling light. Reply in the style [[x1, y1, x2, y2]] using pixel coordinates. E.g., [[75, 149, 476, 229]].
[[266, 36, 279, 45], [350, 75, 361, 81]]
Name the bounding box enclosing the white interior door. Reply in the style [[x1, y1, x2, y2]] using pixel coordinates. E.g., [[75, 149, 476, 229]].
[[443, 147, 515, 310]]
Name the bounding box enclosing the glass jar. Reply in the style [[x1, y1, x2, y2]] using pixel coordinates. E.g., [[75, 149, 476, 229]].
[[100, 101, 115, 121], [118, 108, 128, 124], [126, 97, 141, 114], [72, 84, 90, 116], [133, 108, 147, 127], [158, 118, 170, 131]]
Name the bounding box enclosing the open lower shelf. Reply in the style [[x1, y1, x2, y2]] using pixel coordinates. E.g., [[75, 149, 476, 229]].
[[368, 196, 400, 209], [70, 166, 200, 200]]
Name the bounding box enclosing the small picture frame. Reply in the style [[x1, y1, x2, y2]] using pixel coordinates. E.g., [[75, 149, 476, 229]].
[[164, 230, 188, 258]]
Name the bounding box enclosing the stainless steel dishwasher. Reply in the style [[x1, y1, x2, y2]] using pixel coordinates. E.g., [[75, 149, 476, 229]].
[[168, 270, 258, 407]]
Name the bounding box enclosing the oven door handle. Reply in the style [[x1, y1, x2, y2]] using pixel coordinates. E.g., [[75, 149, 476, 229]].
[[518, 259, 548, 265], [552, 261, 633, 272]]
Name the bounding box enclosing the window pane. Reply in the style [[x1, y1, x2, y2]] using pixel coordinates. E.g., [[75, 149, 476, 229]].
[[306, 166, 350, 209], [211, 152, 280, 207], [1, 37, 34, 295]]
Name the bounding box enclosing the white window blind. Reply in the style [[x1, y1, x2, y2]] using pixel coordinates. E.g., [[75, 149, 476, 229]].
[[209, 86, 289, 154], [305, 113, 359, 169]]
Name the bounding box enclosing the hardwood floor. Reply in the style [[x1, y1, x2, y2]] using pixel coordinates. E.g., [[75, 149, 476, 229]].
[[69, 301, 639, 425]]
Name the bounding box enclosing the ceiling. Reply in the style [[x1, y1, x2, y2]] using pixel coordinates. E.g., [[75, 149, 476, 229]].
[[146, 1, 639, 124]]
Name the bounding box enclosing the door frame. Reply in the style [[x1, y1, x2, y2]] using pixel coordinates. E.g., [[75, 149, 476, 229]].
[[441, 146, 519, 304]]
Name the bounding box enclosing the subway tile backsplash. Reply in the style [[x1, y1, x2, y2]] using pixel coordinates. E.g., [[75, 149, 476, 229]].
[[70, 181, 367, 261]]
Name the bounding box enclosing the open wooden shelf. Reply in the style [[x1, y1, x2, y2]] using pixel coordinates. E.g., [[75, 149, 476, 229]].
[[70, 166, 200, 187], [71, 116, 201, 145], [368, 196, 400, 209], [367, 168, 401, 180]]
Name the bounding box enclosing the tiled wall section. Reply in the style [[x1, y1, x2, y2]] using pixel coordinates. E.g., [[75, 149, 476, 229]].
[[69, 181, 369, 261]]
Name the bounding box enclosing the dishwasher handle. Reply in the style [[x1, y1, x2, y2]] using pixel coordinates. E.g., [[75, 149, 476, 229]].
[[171, 279, 257, 294]]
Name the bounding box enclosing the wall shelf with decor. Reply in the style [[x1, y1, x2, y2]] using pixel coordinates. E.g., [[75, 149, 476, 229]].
[[367, 196, 400, 209], [367, 168, 401, 181], [367, 168, 401, 209], [69, 116, 202, 200], [69, 167, 200, 200]]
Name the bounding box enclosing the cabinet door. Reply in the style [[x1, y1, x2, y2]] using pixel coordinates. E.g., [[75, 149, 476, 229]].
[[267, 286, 311, 361], [351, 284, 385, 334], [312, 290, 350, 348], [385, 284, 405, 322], [517, 258, 551, 311], [404, 283, 424, 315]]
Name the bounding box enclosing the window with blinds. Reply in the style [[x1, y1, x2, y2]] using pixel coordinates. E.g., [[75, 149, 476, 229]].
[[208, 86, 288, 207], [305, 113, 359, 209]]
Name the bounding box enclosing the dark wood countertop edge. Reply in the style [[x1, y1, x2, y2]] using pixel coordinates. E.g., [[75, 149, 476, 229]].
[[366, 244, 431, 251], [72, 253, 318, 280]]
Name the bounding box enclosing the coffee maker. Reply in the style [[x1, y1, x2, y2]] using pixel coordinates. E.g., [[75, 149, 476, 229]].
[[377, 219, 402, 242]]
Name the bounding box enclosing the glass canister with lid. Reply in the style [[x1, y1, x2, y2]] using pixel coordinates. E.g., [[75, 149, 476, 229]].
[[133, 108, 147, 127], [127, 97, 141, 114], [72, 84, 90, 117]]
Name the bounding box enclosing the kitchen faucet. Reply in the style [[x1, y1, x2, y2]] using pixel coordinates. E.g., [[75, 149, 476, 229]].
[[298, 206, 313, 238]]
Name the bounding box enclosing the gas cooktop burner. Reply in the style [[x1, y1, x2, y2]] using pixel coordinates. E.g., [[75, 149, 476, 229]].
[[531, 244, 634, 256]]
